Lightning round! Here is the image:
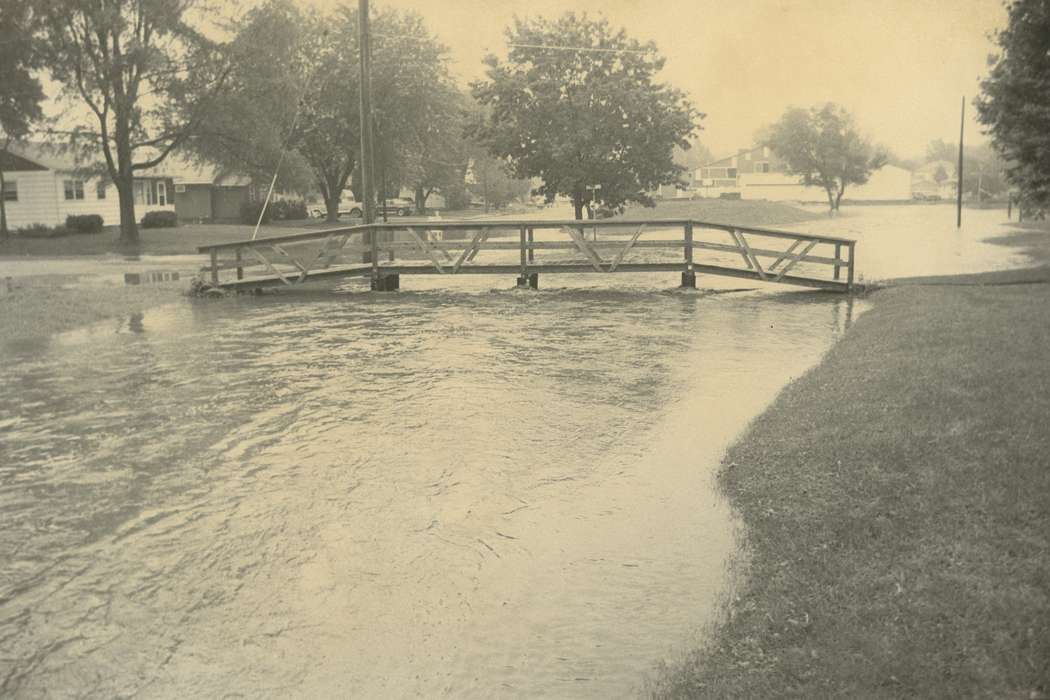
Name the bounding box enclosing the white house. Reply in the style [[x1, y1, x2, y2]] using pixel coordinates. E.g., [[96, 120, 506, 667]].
[[0, 143, 175, 230], [693, 145, 913, 202]]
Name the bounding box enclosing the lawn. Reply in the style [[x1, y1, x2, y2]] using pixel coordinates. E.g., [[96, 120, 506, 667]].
[[649, 225, 1050, 698]]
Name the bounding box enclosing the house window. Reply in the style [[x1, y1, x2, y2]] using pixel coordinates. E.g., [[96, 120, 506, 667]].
[[755, 162, 771, 173], [96, 181, 107, 199], [174, 183, 186, 193], [157, 181, 167, 206], [64, 180, 85, 200], [727, 168, 738, 178], [2, 180, 17, 202], [133, 181, 146, 205]]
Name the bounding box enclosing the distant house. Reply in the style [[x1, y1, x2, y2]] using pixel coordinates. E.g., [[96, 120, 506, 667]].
[[163, 157, 254, 222], [0, 143, 174, 230], [912, 160, 957, 200], [694, 145, 913, 202]]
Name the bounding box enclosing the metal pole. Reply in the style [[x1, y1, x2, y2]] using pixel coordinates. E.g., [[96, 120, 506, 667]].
[[957, 96, 964, 229], [358, 0, 375, 228]]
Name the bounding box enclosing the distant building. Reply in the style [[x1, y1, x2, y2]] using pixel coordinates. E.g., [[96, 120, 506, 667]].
[[911, 160, 957, 200], [693, 145, 913, 202], [0, 142, 174, 230], [163, 157, 254, 222]]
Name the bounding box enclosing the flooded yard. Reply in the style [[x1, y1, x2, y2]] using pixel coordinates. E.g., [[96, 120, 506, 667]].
[[0, 203, 1023, 697]]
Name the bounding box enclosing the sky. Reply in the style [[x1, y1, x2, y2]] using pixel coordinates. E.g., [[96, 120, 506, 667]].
[[311, 0, 1009, 162]]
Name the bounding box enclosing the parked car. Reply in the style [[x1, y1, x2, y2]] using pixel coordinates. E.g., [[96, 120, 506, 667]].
[[377, 198, 415, 217], [310, 197, 413, 218]]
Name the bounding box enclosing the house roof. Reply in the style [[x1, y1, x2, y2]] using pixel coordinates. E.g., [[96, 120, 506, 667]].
[[162, 154, 251, 186], [1, 141, 198, 179]]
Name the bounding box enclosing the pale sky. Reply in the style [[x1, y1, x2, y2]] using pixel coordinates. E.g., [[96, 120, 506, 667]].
[[312, 0, 1008, 161]]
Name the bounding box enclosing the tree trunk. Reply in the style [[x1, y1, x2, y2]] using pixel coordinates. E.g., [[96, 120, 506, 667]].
[[325, 192, 340, 223], [112, 113, 140, 243], [572, 193, 585, 220], [115, 173, 138, 244], [414, 185, 426, 214]]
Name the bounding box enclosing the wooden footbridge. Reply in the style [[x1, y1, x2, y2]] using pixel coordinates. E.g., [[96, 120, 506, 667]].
[[197, 218, 856, 293]]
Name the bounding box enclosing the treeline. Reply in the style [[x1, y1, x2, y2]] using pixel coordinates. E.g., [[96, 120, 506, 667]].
[[1, 2, 702, 242]]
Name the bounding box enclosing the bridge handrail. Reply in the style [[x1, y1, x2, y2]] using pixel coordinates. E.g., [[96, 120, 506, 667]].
[[196, 218, 855, 254]]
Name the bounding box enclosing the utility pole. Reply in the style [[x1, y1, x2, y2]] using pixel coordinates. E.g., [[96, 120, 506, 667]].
[[957, 96, 964, 229], [358, 0, 376, 227]]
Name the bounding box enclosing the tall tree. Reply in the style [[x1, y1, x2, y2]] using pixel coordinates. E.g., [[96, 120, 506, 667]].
[[976, 0, 1050, 214], [0, 0, 45, 239], [471, 13, 700, 220], [186, 0, 315, 196], [766, 103, 888, 213], [197, 2, 457, 222], [38, 0, 229, 243]]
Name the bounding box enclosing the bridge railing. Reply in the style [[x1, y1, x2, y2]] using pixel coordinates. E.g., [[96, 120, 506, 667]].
[[197, 218, 856, 292]]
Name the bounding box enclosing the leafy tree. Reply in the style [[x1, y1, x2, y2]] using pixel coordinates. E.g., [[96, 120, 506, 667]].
[[976, 0, 1050, 213], [922, 140, 1008, 197], [38, 0, 229, 243], [471, 13, 700, 220], [199, 1, 457, 221], [766, 103, 888, 213], [0, 0, 45, 239], [186, 0, 315, 196], [468, 151, 532, 211]]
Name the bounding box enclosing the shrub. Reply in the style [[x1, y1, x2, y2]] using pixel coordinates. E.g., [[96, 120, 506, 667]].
[[240, 201, 271, 225], [65, 214, 104, 234], [141, 210, 178, 228], [271, 199, 308, 220], [16, 223, 71, 238]]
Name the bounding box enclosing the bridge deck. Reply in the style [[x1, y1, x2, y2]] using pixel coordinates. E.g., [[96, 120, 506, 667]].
[[197, 218, 856, 293]]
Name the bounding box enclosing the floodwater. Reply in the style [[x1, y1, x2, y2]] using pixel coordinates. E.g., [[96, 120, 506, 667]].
[[0, 203, 1020, 697], [1, 274, 859, 698]]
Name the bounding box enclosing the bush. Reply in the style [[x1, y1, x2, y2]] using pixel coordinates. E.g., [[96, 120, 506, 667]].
[[65, 214, 104, 234], [240, 201, 271, 225], [141, 210, 178, 228], [16, 223, 71, 238], [270, 199, 308, 221]]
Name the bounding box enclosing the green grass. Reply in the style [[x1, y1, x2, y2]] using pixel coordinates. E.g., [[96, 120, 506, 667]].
[[648, 226, 1050, 699]]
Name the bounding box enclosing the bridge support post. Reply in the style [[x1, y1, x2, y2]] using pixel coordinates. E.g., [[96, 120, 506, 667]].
[[516, 273, 538, 289], [681, 270, 696, 289], [371, 273, 399, 291]]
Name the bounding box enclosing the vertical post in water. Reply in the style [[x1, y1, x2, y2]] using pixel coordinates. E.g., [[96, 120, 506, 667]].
[[847, 241, 856, 293], [681, 221, 696, 288], [957, 96, 965, 229], [210, 249, 219, 285], [834, 242, 842, 281], [358, 0, 377, 268], [519, 225, 527, 275], [527, 227, 535, 263]]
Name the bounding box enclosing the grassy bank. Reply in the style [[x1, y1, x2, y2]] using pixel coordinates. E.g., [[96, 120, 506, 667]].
[[650, 227, 1050, 698]]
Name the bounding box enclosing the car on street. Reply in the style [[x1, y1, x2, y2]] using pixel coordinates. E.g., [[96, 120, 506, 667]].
[[309, 197, 414, 219]]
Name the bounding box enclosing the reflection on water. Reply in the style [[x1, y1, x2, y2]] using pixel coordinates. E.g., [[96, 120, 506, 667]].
[[0, 276, 863, 698]]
